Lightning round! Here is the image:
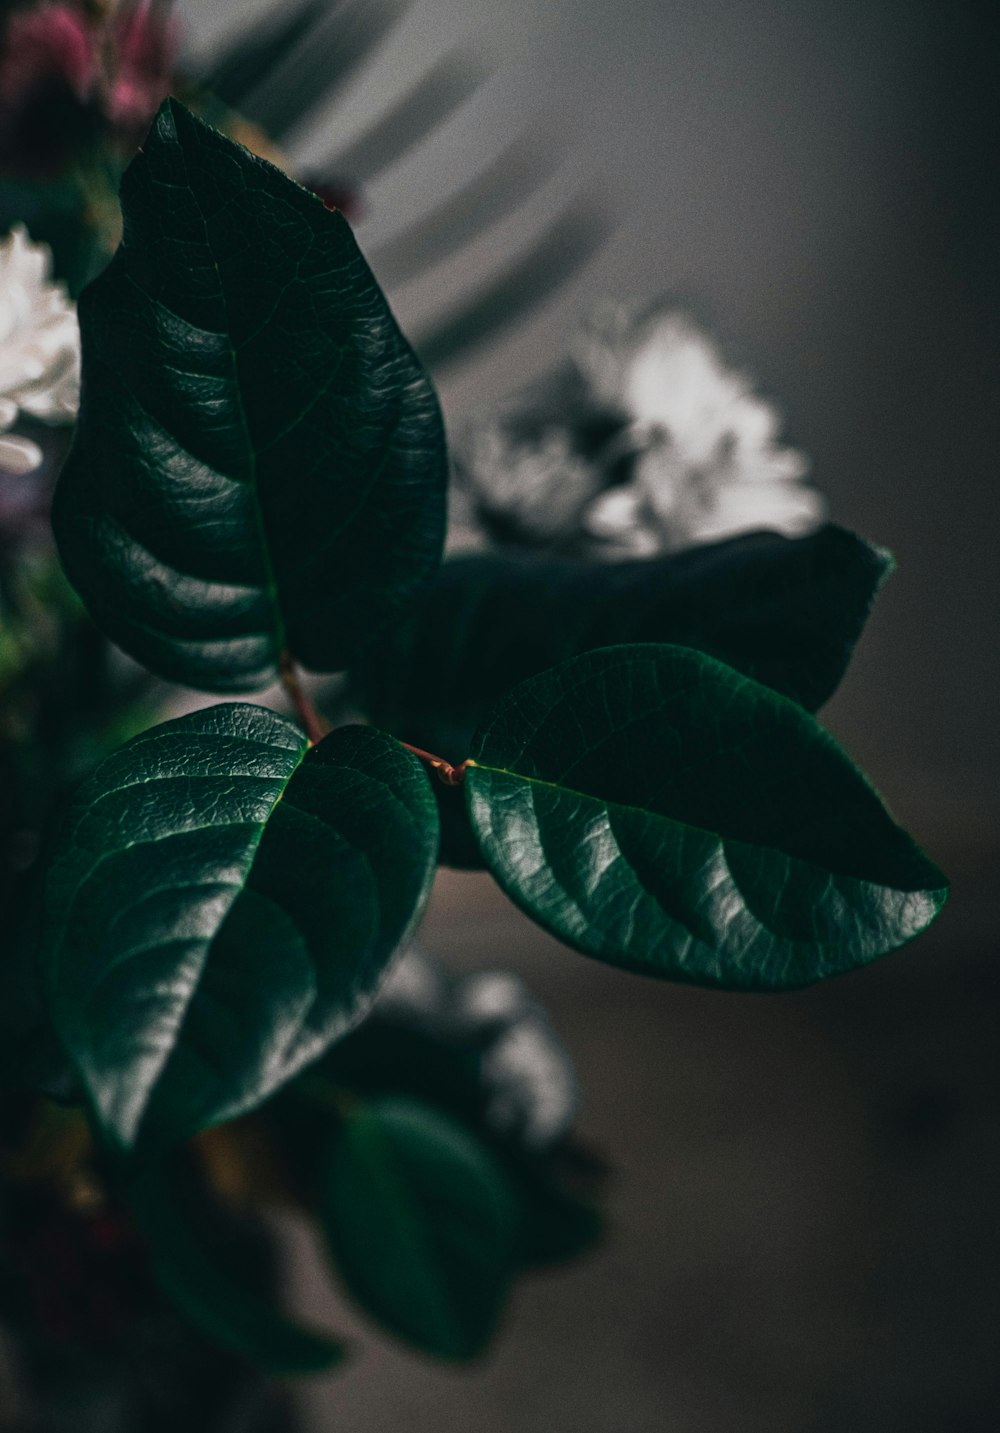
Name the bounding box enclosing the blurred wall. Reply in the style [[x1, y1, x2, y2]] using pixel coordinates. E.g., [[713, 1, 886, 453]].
[[184, 0, 999, 866]]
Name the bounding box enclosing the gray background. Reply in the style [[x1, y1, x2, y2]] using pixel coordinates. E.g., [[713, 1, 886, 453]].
[[178, 2, 998, 1426]]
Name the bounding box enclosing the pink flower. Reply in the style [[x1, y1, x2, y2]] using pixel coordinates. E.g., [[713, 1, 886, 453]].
[[105, 0, 179, 139], [0, 4, 95, 102], [0, 4, 99, 174], [0, 0, 179, 175]]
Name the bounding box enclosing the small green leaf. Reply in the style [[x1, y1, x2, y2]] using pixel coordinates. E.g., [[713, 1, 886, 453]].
[[360, 525, 891, 762], [129, 1155, 344, 1374], [513, 1162, 605, 1268], [465, 644, 947, 989], [54, 99, 447, 692], [42, 706, 438, 1152], [322, 1097, 518, 1359]]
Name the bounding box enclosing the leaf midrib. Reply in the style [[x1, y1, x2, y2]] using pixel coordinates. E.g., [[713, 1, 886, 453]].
[[341, 1112, 470, 1354], [470, 760, 935, 894], [175, 132, 287, 666], [50, 733, 310, 1146]]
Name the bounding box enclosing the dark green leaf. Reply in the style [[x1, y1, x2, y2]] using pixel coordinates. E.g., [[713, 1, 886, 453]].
[[129, 1154, 344, 1374], [465, 644, 947, 989], [427, 777, 486, 868], [361, 526, 891, 768], [54, 99, 447, 693], [42, 705, 438, 1153], [318, 1023, 483, 1124], [0, 868, 79, 1101], [322, 1096, 517, 1359], [513, 1161, 605, 1268]]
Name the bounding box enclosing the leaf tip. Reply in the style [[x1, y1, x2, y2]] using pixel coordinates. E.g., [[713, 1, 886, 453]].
[[873, 541, 897, 588], [145, 96, 211, 158], [150, 94, 182, 143]]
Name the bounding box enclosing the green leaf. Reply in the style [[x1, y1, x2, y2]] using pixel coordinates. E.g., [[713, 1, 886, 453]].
[[54, 98, 447, 692], [465, 644, 947, 989], [360, 526, 892, 764], [318, 1022, 484, 1125], [0, 869, 79, 1101], [322, 1096, 518, 1359], [513, 1162, 605, 1268], [129, 1154, 344, 1374], [41, 706, 439, 1153]]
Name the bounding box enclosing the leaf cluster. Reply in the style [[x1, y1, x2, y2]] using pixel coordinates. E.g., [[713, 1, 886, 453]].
[[4, 100, 947, 1368]]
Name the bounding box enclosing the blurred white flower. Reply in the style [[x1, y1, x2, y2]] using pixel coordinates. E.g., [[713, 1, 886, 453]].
[[451, 423, 601, 552], [452, 300, 824, 558], [0, 224, 80, 478], [372, 945, 579, 1151]]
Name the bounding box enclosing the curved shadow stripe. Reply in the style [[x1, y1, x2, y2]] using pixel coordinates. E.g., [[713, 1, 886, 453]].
[[415, 199, 610, 372]]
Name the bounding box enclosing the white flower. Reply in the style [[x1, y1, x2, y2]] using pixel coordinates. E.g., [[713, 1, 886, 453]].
[[576, 303, 821, 554], [450, 417, 603, 553], [452, 300, 824, 559], [373, 947, 579, 1151], [0, 224, 80, 477]]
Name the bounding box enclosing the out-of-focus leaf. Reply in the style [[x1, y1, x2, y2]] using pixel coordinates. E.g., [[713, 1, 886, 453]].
[[129, 1155, 344, 1374], [322, 1096, 517, 1358], [513, 1157, 605, 1267], [0, 866, 78, 1101]]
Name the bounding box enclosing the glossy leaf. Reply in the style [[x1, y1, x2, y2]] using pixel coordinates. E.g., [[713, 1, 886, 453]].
[[465, 644, 947, 989], [322, 1096, 517, 1359], [41, 705, 438, 1152], [361, 525, 891, 764], [54, 99, 447, 693], [129, 1155, 344, 1374]]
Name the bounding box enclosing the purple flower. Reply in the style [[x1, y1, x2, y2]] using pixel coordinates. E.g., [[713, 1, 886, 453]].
[[0, 3, 99, 174], [105, 0, 180, 145], [0, 0, 178, 176]]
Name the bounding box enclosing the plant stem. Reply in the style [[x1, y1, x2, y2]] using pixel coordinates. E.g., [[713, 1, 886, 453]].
[[278, 654, 329, 745], [399, 742, 473, 787], [278, 656, 468, 780]]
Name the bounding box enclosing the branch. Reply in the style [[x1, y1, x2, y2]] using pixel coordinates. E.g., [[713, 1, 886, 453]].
[[278, 654, 330, 746]]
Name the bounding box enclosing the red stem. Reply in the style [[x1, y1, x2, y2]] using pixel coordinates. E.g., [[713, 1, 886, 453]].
[[399, 742, 472, 787], [279, 656, 469, 782], [278, 654, 330, 746]]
